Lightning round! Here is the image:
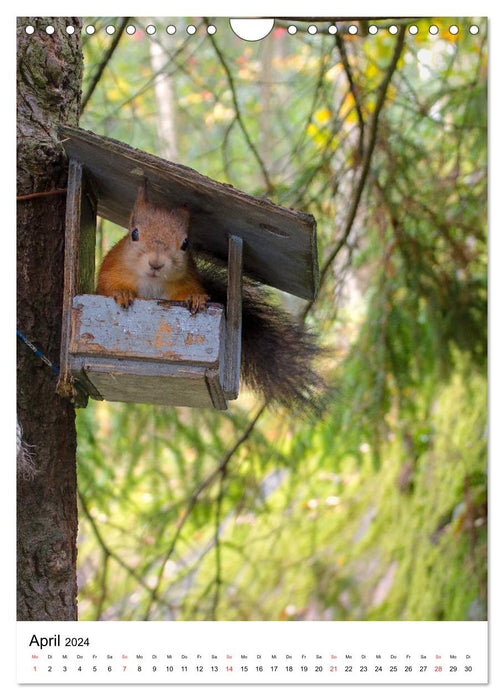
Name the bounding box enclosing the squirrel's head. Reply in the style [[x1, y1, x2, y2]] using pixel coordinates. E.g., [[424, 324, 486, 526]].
[[125, 183, 192, 283]]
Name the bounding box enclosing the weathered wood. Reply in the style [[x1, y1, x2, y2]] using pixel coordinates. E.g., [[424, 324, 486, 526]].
[[70, 295, 224, 364], [77, 359, 221, 409], [56, 158, 81, 401], [205, 369, 229, 411], [78, 174, 98, 295], [68, 294, 228, 409], [58, 125, 319, 300], [56, 158, 96, 406], [223, 235, 243, 399]]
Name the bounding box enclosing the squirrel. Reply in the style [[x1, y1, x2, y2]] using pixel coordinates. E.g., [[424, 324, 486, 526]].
[[96, 184, 326, 412]]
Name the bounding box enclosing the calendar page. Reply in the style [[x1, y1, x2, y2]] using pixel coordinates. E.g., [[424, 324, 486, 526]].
[[15, 4, 491, 692]]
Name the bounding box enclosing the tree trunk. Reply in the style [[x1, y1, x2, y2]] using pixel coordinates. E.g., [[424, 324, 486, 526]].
[[149, 33, 179, 161], [16, 17, 83, 620]]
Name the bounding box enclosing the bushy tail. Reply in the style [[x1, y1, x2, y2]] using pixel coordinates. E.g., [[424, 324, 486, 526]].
[[198, 261, 326, 413]]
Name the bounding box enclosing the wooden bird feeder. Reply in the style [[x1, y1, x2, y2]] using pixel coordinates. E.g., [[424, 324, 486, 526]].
[[56, 126, 319, 410]]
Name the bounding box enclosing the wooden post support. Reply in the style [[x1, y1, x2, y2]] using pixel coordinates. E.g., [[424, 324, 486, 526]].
[[223, 235, 243, 399], [56, 157, 96, 406]]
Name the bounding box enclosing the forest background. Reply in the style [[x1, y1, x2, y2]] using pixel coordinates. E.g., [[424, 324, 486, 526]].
[[69, 16, 488, 622]]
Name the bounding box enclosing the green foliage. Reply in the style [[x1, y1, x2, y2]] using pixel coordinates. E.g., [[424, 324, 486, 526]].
[[76, 17, 487, 621]]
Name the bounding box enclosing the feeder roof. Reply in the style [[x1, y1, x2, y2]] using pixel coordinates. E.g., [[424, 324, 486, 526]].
[[59, 126, 319, 300]]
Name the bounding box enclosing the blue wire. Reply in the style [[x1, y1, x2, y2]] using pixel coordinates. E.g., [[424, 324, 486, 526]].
[[16, 329, 60, 374]]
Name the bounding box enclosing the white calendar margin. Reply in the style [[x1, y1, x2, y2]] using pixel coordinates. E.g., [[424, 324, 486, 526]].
[[17, 620, 488, 685]]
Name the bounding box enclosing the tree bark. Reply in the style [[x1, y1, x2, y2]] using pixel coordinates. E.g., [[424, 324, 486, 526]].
[[16, 17, 83, 620]]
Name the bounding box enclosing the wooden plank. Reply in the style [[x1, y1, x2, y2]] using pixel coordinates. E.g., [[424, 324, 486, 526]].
[[205, 369, 228, 410], [74, 357, 218, 408], [67, 363, 103, 402], [68, 294, 228, 409], [56, 159, 89, 405], [70, 295, 224, 366], [58, 125, 319, 300], [223, 235, 243, 399], [78, 174, 97, 294], [56, 160, 97, 405]]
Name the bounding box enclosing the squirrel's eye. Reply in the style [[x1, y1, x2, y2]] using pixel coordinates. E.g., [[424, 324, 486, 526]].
[[181, 238, 189, 251], [131, 228, 139, 241]]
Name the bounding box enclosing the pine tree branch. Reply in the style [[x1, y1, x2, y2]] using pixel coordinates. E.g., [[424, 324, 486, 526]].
[[204, 19, 274, 195], [335, 32, 366, 158], [78, 489, 172, 615], [142, 404, 267, 620], [308, 24, 407, 317]]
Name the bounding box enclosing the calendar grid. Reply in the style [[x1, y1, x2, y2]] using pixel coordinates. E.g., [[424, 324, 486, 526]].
[[17, 621, 488, 685]]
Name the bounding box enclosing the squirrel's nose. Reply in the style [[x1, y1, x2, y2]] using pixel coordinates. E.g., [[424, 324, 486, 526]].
[[149, 260, 164, 271]]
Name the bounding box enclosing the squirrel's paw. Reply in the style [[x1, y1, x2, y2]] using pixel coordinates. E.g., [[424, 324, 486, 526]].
[[113, 289, 136, 309], [185, 293, 210, 315]]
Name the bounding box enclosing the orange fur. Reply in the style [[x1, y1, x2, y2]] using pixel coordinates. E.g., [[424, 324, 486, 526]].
[[96, 184, 209, 313]]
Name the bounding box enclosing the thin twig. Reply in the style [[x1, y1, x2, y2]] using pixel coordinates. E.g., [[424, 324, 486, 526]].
[[80, 17, 130, 114], [78, 489, 170, 608], [305, 24, 407, 318], [17, 188, 67, 201], [95, 551, 109, 620], [335, 32, 366, 158], [204, 19, 274, 195], [210, 444, 230, 618], [142, 403, 267, 620]]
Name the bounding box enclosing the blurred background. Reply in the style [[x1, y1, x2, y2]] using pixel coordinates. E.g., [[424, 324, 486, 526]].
[[75, 17, 487, 622]]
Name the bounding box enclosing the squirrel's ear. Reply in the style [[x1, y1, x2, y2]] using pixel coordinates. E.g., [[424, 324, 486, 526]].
[[130, 181, 149, 228], [133, 181, 149, 210]]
